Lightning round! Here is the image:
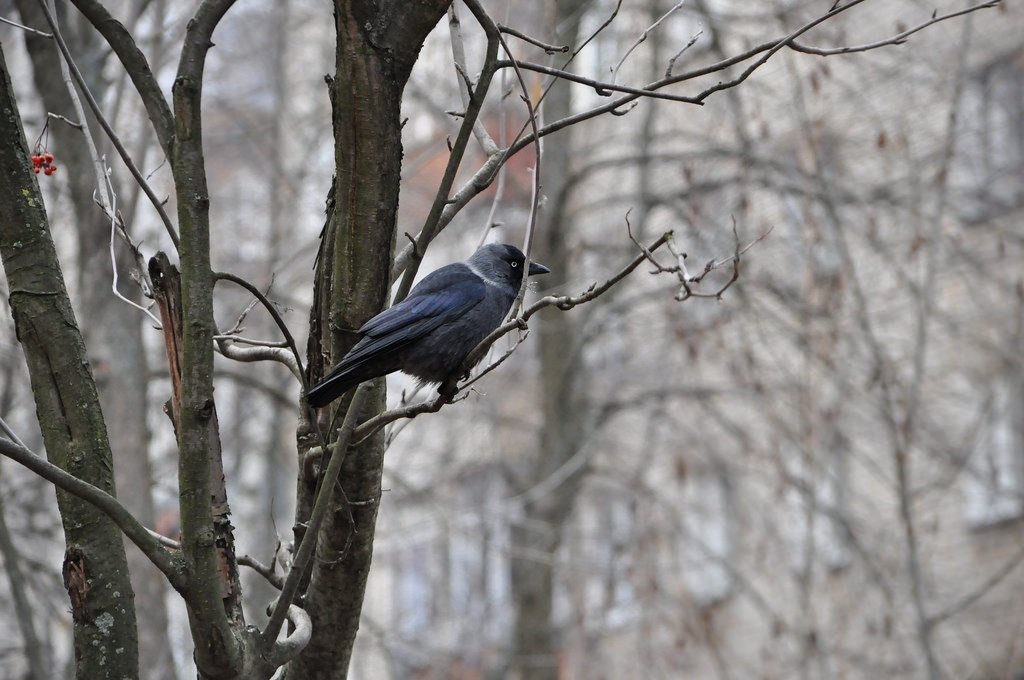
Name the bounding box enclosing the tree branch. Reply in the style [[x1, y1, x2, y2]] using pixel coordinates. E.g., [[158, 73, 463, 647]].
[[498, 24, 568, 54], [260, 383, 370, 651], [34, 0, 180, 248], [214, 271, 306, 385], [0, 437, 185, 590], [789, 1, 1001, 57], [170, 1, 244, 677], [393, 0, 501, 302], [238, 553, 283, 591], [68, 0, 176, 155], [395, 0, 974, 274], [263, 605, 312, 667]]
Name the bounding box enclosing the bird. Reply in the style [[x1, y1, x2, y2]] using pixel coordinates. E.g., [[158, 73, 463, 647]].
[[306, 243, 550, 407]]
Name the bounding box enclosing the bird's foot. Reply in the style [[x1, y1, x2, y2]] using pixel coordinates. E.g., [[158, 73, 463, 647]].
[[438, 378, 459, 400]]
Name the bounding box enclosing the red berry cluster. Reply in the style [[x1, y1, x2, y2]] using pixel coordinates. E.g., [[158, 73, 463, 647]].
[[32, 152, 57, 176]]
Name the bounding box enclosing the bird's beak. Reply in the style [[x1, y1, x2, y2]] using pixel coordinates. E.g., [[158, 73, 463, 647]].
[[528, 261, 551, 276]]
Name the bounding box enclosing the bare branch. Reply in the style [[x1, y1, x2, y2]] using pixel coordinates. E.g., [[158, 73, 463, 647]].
[[0, 414, 28, 449], [68, 0, 176, 155], [789, 1, 1001, 56], [499, 59, 702, 104], [507, 0, 876, 158], [0, 437, 185, 591], [610, 0, 688, 85], [492, 22, 544, 316], [35, 0, 180, 248], [97, 161, 165, 326], [238, 553, 283, 591], [0, 13, 52, 36], [46, 111, 82, 129], [215, 340, 301, 379], [666, 25, 704, 78], [264, 605, 312, 667], [498, 24, 569, 54], [628, 214, 770, 301], [213, 335, 289, 348], [214, 271, 306, 385], [449, 3, 499, 155]]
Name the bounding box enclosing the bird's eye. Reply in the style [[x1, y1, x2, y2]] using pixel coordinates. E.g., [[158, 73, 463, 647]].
[[511, 261, 518, 268]]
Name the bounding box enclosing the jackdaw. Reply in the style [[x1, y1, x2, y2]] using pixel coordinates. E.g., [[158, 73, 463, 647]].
[[306, 243, 550, 407]]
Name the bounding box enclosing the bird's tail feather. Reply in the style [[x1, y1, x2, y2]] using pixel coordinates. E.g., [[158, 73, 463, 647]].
[[305, 370, 363, 408]]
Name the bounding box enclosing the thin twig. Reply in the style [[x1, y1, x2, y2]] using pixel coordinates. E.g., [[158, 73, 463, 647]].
[[497, 59, 702, 104], [34, 0, 180, 248], [789, 1, 1000, 56], [493, 25, 542, 317], [666, 25, 704, 78], [0, 14, 52, 37], [498, 24, 569, 54], [46, 111, 83, 129], [238, 553, 284, 590], [0, 415, 29, 449], [629, 212, 769, 301], [610, 0, 687, 85], [99, 160, 165, 326], [449, 3, 499, 155], [214, 271, 306, 386]]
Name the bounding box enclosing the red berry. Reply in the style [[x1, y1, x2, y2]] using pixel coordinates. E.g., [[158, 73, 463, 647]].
[[44, 166, 55, 176], [34, 167, 41, 174], [43, 153, 54, 164]]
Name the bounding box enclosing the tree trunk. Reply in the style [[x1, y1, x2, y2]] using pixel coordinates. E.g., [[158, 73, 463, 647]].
[[13, 4, 176, 675], [0, 41, 139, 680], [289, 2, 450, 677]]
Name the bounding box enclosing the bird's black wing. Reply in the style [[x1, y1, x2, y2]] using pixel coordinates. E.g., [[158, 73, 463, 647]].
[[306, 266, 486, 406], [342, 265, 486, 364]]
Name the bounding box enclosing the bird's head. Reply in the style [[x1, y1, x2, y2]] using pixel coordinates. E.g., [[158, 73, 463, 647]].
[[470, 243, 551, 289]]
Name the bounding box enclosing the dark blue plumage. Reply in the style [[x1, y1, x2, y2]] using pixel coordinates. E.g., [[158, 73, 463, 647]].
[[306, 243, 550, 407]]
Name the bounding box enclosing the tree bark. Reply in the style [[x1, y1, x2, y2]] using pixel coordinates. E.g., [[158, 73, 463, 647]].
[[288, 2, 450, 677], [12, 4, 177, 675], [0, 40, 139, 680], [169, 2, 254, 676]]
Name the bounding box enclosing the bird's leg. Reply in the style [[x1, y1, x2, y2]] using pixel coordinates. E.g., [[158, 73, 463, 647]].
[[438, 377, 459, 400]]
